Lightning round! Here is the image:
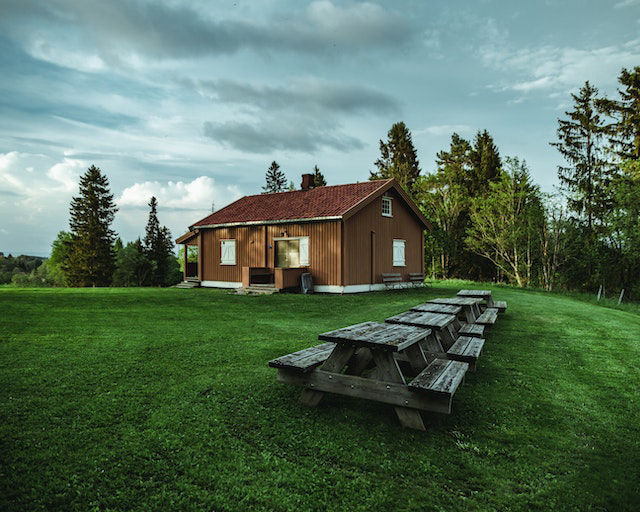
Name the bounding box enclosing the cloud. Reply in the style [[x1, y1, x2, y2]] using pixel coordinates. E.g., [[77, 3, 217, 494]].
[[614, 0, 640, 8], [117, 176, 241, 211], [2, 0, 415, 73], [191, 77, 399, 116], [203, 118, 365, 154], [479, 37, 640, 98]]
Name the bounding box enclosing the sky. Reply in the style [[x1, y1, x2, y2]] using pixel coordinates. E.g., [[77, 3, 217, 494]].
[[1, 0, 639, 256]]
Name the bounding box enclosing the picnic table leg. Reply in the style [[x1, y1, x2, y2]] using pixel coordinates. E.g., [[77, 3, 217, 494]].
[[370, 350, 427, 431], [462, 306, 475, 323], [298, 344, 356, 407], [438, 326, 457, 351], [403, 343, 429, 374]]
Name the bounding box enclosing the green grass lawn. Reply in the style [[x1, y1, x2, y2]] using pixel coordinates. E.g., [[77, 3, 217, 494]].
[[1, 283, 639, 511]]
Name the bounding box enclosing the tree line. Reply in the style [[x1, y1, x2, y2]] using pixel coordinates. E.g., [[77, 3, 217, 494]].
[[12, 165, 181, 287], [258, 76, 638, 298], [373, 65, 640, 299]]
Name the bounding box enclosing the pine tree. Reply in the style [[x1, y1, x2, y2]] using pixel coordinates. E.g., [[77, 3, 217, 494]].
[[597, 66, 640, 161], [370, 121, 420, 193], [262, 161, 287, 193], [551, 81, 609, 287], [312, 165, 327, 186], [64, 165, 118, 287], [143, 196, 177, 286], [471, 130, 502, 194], [552, 81, 609, 229]]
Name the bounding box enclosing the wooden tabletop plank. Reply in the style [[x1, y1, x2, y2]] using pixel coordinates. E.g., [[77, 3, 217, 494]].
[[386, 311, 456, 330], [411, 303, 462, 315], [428, 297, 483, 306], [457, 289, 492, 298], [318, 321, 430, 352]]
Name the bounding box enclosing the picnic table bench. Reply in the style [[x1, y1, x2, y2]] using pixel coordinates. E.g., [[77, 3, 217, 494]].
[[385, 311, 485, 371], [269, 321, 469, 431], [475, 307, 499, 326], [457, 290, 507, 312]]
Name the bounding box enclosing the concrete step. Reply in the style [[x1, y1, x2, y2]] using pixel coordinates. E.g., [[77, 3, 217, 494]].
[[176, 280, 201, 288]]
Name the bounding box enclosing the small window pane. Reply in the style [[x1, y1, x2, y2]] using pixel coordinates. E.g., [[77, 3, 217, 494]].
[[382, 197, 392, 217]]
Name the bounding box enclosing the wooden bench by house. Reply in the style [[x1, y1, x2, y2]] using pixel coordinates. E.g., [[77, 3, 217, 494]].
[[409, 272, 425, 287], [475, 308, 499, 326], [268, 343, 335, 373], [446, 336, 484, 371], [382, 273, 403, 289], [408, 359, 468, 413]]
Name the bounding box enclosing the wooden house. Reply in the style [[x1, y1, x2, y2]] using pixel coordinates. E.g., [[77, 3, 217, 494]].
[[176, 175, 430, 293]]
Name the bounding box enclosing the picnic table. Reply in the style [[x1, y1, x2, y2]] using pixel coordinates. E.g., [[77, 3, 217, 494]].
[[385, 310, 485, 371], [457, 289, 507, 313], [269, 321, 468, 431], [426, 297, 483, 323]]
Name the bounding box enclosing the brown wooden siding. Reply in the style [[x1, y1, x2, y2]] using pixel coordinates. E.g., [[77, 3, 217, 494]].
[[343, 190, 424, 285], [199, 221, 342, 285]]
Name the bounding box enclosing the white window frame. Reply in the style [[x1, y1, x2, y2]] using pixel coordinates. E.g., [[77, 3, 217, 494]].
[[382, 196, 392, 217], [273, 236, 310, 268], [220, 239, 236, 265], [393, 239, 405, 267]]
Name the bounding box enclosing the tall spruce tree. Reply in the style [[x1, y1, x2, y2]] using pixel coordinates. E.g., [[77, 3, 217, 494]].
[[551, 81, 608, 287], [64, 165, 118, 287], [552, 81, 609, 230], [471, 130, 502, 193], [370, 121, 420, 194], [262, 161, 287, 193], [597, 66, 640, 161], [312, 165, 327, 186], [144, 196, 177, 286]]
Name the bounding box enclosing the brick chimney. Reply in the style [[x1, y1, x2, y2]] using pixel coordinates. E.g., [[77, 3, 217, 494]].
[[301, 173, 314, 191]]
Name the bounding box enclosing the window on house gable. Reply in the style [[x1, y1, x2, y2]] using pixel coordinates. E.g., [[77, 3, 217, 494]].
[[382, 196, 392, 217], [220, 239, 236, 265], [393, 239, 405, 266]]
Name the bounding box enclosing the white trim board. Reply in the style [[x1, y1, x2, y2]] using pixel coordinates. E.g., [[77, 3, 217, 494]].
[[200, 280, 243, 289]]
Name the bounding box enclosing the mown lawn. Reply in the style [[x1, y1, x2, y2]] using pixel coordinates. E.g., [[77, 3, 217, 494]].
[[1, 283, 639, 511]]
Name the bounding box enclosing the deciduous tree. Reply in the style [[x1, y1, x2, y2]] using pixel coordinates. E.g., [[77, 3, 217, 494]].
[[466, 158, 543, 287]]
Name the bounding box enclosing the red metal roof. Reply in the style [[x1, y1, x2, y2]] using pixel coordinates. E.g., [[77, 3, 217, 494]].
[[191, 179, 394, 228]]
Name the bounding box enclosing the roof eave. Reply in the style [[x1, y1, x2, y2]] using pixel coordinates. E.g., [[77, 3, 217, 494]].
[[191, 215, 343, 230]]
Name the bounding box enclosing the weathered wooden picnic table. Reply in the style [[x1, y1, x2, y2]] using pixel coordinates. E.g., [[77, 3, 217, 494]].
[[385, 310, 485, 371], [457, 289, 507, 313], [269, 321, 468, 431], [425, 297, 483, 323]]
